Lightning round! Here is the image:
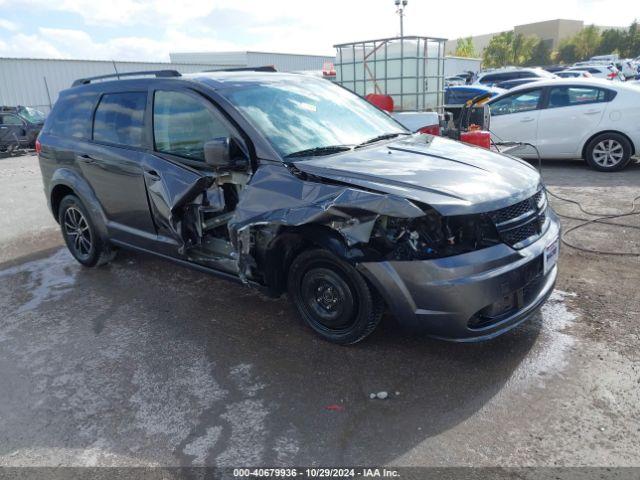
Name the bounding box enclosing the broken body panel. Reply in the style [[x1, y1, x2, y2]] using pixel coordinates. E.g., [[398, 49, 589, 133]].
[[39, 72, 559, 341]]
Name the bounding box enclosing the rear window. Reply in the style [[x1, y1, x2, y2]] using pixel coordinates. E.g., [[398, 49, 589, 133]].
[[547, 86, 611, 108], [93, 92, 147, 148], [46, 92, 98, 139]]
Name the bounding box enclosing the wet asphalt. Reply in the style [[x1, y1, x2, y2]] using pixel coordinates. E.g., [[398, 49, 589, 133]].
[[0, 154, 639, 467]]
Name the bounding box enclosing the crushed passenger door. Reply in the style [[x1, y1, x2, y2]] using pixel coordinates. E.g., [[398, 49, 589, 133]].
[[141, 153, 214, 248]]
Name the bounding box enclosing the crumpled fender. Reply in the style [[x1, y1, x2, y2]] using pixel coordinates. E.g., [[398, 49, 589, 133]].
[[228, 163, 425, 281], [229, 163, 425, 246]]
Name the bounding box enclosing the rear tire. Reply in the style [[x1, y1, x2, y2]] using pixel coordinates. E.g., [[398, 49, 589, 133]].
[[287, 249, 384, 345], [584, 133, 632, 171], [58, 195, 115, 267]]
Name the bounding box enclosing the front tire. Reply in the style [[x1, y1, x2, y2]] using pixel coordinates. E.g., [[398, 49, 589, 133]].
[[287, 249, 384, 344], [58, 195, 115, 267], [584, 133, 632, 171]]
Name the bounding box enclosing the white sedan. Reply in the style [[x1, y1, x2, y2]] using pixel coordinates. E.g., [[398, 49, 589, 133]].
[[487, 78, 640, 171]]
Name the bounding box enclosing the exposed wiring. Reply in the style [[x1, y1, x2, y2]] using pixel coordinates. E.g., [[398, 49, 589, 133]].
[[492, 138, 640, 256]]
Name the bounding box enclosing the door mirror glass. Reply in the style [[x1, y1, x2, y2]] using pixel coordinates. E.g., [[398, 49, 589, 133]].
[[204, 137, 248, 169], [204, 137, 231, 167]]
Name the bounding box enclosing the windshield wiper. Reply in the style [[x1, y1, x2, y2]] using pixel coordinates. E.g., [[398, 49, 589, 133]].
[[355, 132, 409, 148], [284, 145, 353, 158]]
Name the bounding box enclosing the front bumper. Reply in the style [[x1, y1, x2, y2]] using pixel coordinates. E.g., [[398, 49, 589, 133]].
[[358, 209, 560, 341]]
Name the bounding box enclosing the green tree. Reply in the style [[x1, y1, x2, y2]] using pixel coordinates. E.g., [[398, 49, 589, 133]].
[[511, 33, 538, 64], [596, 28, 624, 56], [525, 40, 552, 66], [557, 40, 579, 64], [454, 37, 475, 58], [572, 25, 601, 60], [623, 20, 640, 57], [482, 31, 538, 67]]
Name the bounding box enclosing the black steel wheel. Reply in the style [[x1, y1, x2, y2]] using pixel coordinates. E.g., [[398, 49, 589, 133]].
[[288, 249, 384, 344], [58, 195, 115, 267]]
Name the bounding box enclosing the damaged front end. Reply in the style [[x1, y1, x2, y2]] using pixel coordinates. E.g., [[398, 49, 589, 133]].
[[368, 210, 500, 261], [223, 163, 502, 293]]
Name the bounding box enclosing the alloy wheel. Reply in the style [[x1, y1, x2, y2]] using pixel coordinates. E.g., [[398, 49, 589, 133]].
[[592, 139, 624, 168], [63, 206, 92, 260]]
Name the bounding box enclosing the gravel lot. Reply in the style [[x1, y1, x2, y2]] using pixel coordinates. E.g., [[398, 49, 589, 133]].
[[0, 153, 638, 467]]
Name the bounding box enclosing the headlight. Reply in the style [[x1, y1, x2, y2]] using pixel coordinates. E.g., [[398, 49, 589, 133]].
[[369, 210, 500, 260]]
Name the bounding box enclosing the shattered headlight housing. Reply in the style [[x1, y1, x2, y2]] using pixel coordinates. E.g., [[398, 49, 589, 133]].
[[369, 208, 500, 261]]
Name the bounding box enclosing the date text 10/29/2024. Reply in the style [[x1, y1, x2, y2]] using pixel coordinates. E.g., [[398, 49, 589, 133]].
[[233, 468, 400, 478]]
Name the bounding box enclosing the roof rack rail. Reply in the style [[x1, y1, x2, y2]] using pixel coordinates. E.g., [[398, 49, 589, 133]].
[[72, 69, 181, 87], [203, 66, 277, 73]]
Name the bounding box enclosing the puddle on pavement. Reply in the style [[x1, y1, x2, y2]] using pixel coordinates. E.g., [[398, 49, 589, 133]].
[[507, 289, 578, 390], [0, 248, 78, 315]]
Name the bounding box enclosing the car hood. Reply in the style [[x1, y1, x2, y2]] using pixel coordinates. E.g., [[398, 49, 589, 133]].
[[293, 135, 542, 216]]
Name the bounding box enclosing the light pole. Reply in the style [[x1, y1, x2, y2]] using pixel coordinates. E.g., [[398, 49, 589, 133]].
[[394, 0, 408, 38]]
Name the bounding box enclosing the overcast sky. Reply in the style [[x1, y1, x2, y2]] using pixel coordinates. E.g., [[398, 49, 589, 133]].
[[0, 0, 631, 61]]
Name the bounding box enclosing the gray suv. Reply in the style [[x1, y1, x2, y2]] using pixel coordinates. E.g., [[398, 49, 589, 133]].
[[37, 70, 560, 344]]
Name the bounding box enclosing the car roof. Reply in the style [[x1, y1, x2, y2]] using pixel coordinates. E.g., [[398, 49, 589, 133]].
[[63, 70, 311, 95], [184, 71, 315, 89], [477, 67, 546, 77], [497, 77, 631, 95]]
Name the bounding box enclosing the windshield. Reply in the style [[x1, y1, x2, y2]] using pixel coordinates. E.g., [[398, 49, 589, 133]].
[[19, 106, 46, 123], [220, 78, 407, 158]]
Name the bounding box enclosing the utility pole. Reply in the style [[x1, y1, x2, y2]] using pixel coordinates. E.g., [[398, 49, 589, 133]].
[[394, 0, 408, 38]]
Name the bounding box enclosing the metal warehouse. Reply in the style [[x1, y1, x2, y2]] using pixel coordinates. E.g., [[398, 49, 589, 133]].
[[0, 57, 224, 113], [169, 51, 335, 73]]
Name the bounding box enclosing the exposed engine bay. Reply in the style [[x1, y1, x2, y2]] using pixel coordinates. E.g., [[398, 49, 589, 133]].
[[172, 162, 503, 289], [370, 210, 500, 261]]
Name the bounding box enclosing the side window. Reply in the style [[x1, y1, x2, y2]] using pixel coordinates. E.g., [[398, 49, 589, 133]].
[[93, 92, 147, 148], [547, 86, 607, 109], [0, 114, 24, 126], [480, 74, 497, 85], [153, 90, 230, 162], [48, 92, 98, 139], [489, 89, 542, 116]]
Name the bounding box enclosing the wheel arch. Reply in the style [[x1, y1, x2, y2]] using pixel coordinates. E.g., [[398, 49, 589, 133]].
[[49, 168, 109, 240], [260, 224, 373, 297], [50, 184, 75, 221], [582, 130, 636, 159]]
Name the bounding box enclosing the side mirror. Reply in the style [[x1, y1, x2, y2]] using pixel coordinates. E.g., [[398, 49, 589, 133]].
[[204, 138, 231, 168], [204, 137, 248, 170]]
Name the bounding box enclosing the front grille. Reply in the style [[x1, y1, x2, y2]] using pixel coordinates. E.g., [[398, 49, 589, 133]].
[[490, 197, 534, 225], [489, 190, 547, 249]]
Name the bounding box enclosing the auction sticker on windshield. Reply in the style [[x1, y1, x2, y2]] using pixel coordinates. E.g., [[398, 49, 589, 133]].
[[543, 236, 559, 275]]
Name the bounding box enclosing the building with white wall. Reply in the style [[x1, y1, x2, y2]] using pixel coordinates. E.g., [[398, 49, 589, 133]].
[[170, 51, 334, 73], [0, 57, 224, 113]]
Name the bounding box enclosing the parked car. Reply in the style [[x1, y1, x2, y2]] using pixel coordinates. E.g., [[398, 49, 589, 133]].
[[37, 70, 559, 344], [445, 75, 466, 87], [444, 85, 505, 105], [391, 111, 440, 133], [542, 65, 568, 73], [475, 68, 556, 86], [566, 65, 622, 81], [494, 78, 544, 90], [487, 78, 640, 171], [0, 105, 45, 152], [556, 70, 592, 78]]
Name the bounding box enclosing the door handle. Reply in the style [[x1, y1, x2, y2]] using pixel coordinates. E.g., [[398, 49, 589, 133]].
[[77, 154, 95, 164], [0, 126, 8, 130], [584, 110, 601, 115], [144, 169, 161, 181], [520, 117, 535, 123]]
